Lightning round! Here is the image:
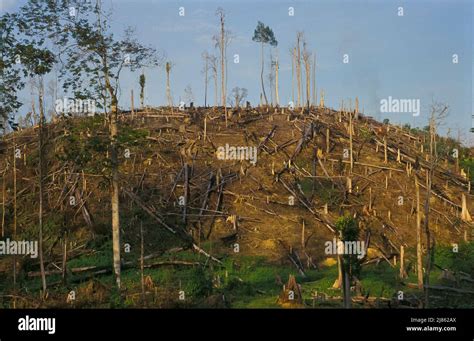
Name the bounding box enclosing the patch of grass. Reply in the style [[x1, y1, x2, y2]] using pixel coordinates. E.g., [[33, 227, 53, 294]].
[[434, 242, 474, 275], [68, 239, 113, 269]]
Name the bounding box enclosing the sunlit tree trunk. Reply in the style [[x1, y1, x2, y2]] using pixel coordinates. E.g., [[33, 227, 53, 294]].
[[275, 51, 279, 107], [415, 176, 423, 290], [38, 78, 47, 297]]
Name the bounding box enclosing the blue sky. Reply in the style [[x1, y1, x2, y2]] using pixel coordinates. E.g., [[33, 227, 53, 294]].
[[2, 0, 473, 143]]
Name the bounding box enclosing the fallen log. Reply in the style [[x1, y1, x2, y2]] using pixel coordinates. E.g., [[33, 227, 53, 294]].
[[424, 285, 474, 294], [279, 178, 336, 233], [124, 189, 222, 264]]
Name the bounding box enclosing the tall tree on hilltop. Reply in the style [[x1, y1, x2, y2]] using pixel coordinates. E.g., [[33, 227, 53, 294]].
[[213, 8, 232, 123], [252, 21, 278, 107]]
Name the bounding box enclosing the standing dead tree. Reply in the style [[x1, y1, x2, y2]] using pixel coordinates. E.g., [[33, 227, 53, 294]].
[[312, 53, 316, 107], [165, 61, 173, 110], [229, 87, 248, 109], [295, 32, 303, 108], [208, 54, 219, 107], [214, 8, 232, 122], [290, 47, 296, 106], [275, 49, 280, 107], [302, 39, 311, 110], [423, 102, 449, 307], [201, 52, 210, 107]]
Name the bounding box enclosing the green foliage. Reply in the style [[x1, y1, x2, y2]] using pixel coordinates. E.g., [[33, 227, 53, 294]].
[[68, 239, 113, 269], [56, 117, 110, 173], [335, 215, 361, 278], [117, 126, 149, 146], [252, 21, 278, 46], [0, 12, 55, 123], [358, 126, 373, 142], [335, 215, 359, 241], [185, 267, 213, 298], [434, 243, 474, 275], [460, 158, 474, 182]]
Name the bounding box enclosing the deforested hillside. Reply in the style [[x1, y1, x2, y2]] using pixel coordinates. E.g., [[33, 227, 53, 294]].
[[1, 106, 473, 308]]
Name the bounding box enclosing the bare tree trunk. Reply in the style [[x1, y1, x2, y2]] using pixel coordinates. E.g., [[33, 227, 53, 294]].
[[219, 12, 227, 124], [275, 51, 279, 107], [38, 78, 47, 298], [140, 221, 145, 301], [214, 72, 218, 107], [423, 117, 436, 307], [1, 171, 5, 238], [166, 67, 172, 109], [183, 163, 189, 225], [399, 245, 407, 279], [415, 176, 423, 289], [291, 48, 295, 106], [325, 128, 330, 155], [423, 169, 432, 307], [110, 108, 121, 290], [96, 0, 122, 291], [12, 142, 17, 309], [130, 89, 134, 119], [204, 57, 208, 107], [296, 34, 302, 107], [312, 53, 316, 107], [260, 42, 268, 106], [342, 255, 351, 308], [62, 232, 67, 284], [349, 112, 353, 173], [333, 252, 343, 289], [304, 59, 310, 110], [103, 73, 121, 290]]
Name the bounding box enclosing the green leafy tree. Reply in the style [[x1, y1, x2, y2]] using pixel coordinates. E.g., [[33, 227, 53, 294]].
[[252, 21, 277, 106], [0, 12, 54, 132], [335, 215, 361, 308], [14, 0, 163, 290], [1, 9, 56, 298], [335, 215, 362, 279]]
